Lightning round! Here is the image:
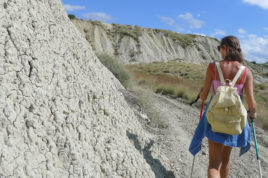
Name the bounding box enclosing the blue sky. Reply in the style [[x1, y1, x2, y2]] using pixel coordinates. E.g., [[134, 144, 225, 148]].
[[61, 0, 268, 63]]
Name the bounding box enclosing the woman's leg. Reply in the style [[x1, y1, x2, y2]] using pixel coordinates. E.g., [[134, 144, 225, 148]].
[[208, 140, 223, 178], [208, 140, 232, 178], [220, 145, 232, 178]]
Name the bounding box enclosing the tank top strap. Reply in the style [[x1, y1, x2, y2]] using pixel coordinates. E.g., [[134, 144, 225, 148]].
[[209, 63, 216, 80], [239, 67, 247, 84]]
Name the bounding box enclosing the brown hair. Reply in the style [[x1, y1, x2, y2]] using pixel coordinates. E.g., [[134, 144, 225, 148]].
[[220, 36, 243, 62]]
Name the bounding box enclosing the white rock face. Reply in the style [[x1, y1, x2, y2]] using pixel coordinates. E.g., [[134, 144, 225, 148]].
[[72, 19, 221, 63], [0, 0, 154, 177]]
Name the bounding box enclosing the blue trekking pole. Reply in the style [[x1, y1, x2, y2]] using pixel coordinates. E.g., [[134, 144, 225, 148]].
[[250, 118, 262, 178]]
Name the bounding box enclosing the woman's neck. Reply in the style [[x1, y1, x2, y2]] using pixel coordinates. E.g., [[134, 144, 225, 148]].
[[221, 59, 240, 64]]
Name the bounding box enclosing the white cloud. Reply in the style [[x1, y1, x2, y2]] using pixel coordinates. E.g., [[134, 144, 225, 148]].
[[238, 34, 245, 38], [159, 13, 204, 32], [63, 4, 85, 12], [158, 16, 184, 32], [264, 27, 268, 31], [159, 16, 175, 26], [238, 28, 247, 34], [174, 26, 184, 33], [241, 34, 268, 63], [178, 12, 204, 29], [82, 12, 113, 22], [242, 0, 268, 9], [210, 29, 226, 37]]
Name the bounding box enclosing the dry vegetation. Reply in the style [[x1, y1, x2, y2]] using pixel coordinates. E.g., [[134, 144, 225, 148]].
[[126, 60, 268, 130], [152, 29, 197, 47], [97, 54, 132, 88], [125, 59, 207, 104], [97, 54, 268, 129]]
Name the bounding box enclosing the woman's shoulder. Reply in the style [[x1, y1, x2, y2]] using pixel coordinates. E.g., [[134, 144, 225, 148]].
[[239, 64, 253, 84], [239, 62, 252, 74], [244, 65, 253, 77]]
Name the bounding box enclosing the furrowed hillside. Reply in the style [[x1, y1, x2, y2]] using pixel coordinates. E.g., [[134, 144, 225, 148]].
[[71, 19, 268, 82], [71, 19, 221, 64]]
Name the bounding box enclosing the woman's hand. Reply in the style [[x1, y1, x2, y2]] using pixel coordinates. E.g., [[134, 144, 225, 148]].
[[248, 110, 257, 120]]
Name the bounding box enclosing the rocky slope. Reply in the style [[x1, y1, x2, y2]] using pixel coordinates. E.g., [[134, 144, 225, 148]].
[[0, 0, 156, 177], [71, 19, 221, 64]]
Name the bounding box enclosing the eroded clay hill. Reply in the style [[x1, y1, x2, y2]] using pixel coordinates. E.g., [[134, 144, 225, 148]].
[[0, 0, 155, 177], [71, 19, 221, 64]]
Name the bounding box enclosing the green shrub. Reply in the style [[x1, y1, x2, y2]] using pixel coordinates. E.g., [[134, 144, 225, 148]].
[[155, 85, 175, 95], [175, 88, 189, 100], [153, 29, 196, 47], [111, 23, 141, 42], [97, 54, 131, 88], [262, 72, 268, 78], [259, 84, 267, 90], [138, 79, 151, 86], [255, 83, 268, 91], [68, 14, 76, 19]]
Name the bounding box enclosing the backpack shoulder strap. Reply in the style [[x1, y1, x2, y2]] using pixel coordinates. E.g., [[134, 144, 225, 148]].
[[215, 62, 225, 85], [230, 65, 245, 87]]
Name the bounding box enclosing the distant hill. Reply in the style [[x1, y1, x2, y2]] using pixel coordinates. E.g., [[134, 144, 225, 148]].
[[243, 60, 268, 83], [71, 19, 221, 64], [70, 19, 268, 83]]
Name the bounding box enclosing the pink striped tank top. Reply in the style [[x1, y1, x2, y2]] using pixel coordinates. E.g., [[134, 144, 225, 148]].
[[209, 63, 247, 96]]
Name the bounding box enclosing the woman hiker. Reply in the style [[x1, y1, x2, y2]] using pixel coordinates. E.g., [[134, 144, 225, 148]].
[[189, 35, 257, 178]]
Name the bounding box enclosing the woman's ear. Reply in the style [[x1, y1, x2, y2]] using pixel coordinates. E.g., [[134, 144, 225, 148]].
[[222, 45, 228, 55], [222, 45, 227, 50]]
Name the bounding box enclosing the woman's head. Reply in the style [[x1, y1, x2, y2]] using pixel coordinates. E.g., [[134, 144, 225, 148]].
[[218, 36, 243, 62]]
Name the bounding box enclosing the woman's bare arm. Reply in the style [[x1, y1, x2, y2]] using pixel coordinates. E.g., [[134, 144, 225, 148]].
[[200, 64, 213, 101], [244, 68, 257, 119]]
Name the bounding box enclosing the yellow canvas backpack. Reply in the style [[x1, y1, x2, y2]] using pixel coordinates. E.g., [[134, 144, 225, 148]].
[[206, 62, 247, 135]]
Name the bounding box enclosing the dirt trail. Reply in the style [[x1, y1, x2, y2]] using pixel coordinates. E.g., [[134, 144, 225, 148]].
[[124, 89, 268, 178]]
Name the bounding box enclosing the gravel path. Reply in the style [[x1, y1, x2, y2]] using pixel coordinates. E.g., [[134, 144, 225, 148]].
[[125, 89, 268, 178]]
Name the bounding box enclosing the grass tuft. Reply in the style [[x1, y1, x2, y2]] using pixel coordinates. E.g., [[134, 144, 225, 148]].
[[155, 85, 175, 95], [175, 88, 189, 100], [97, 54, 132, 88]]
